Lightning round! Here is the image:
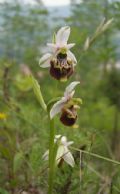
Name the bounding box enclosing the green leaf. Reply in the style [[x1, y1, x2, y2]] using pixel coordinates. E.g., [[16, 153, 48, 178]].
[[0, 130, 15, 148], [0, 144, 11, 160], [31, 76, 47, 111], [0, 188, 9, 194], [0, 130, 15, 160], [13, 151, 24, 173]]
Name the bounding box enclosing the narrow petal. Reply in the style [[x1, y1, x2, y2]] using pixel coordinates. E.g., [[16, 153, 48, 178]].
[[55, 134, 61, 140], [61, 136, 73, 146], [40, 62, 50, 68], [47, 43, 58, 53], [66, 43, 75, 49], [66, 141, 74, 146], [63, 147, 75, 167], [47, 43, 57, 49], [56, 26, 70, 46], [39, 53, 52, 68], [54, 135, 62, 143], [39, 53, 52, 64], [50, 97, 67, 119], [64, 81, 80, 97], [67, 50, 77, 66]]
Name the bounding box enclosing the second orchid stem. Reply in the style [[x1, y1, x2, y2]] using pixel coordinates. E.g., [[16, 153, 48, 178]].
[[48, 117, 56, 194]]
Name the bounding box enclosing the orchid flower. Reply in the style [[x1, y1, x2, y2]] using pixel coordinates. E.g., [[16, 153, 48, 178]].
[[50, 81, 81, 126], [43, 135, 75, 167], [39, 26, 77, 81]]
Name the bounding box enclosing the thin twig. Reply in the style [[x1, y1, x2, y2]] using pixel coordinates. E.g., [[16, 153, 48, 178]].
[[79, 150, 82, 194], [71, 147, 120, 166]]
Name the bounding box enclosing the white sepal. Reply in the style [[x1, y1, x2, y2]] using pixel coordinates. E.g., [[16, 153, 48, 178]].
[[47, 43, 57, 49], [64, 81, 80, 97], [66, 43, 75, 49], [56, 26, 70, 46], [50, 97, 67, 119], [56, 145, 65, 164], [39, 53, 52, 68], [67, 50, 77, 66], [63, 147, 75, 167]]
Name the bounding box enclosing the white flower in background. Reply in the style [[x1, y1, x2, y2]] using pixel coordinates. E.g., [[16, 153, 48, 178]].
[[39, 26, 77, 81], [43, 135, 75, 167], [50, 81, 81, 126]]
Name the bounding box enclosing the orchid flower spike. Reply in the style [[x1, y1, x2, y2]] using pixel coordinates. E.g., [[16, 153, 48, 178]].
[[50, 81, 82, 126], [39, 26, 77, 82], [43, 135, 75, 167]]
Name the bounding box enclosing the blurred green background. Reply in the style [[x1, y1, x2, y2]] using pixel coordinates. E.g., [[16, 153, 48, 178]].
[[0, 0, 120, 193]]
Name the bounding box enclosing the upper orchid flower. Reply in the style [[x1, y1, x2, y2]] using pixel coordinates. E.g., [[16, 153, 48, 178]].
[[50, 81, 82, 126], [43, 135, 75, 167], [39, 26, 77, 82]]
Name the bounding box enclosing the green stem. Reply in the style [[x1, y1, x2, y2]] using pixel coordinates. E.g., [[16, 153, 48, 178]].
[[48, 117, 56, 194]]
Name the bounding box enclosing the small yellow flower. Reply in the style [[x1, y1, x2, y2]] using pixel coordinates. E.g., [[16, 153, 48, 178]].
[[0, 113, 7, 120]]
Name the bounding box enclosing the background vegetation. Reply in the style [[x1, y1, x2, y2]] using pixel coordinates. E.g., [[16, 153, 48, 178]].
[[0, 0, 120, 193]]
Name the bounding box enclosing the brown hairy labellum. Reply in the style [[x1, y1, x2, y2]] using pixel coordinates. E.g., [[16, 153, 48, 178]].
[[50, 53, 74, 81], [60, 105, 77, 126]]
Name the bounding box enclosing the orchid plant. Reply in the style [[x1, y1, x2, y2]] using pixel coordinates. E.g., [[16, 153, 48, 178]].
[[31, 21, 113, 194], [32, 26, 81, 194]]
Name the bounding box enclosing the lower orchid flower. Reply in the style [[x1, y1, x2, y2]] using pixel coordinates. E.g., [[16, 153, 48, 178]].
[[43, 135, 75, 167], [39, 26, 77, 82], [50, 81, 82, 126]]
